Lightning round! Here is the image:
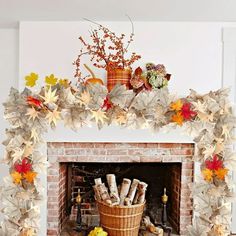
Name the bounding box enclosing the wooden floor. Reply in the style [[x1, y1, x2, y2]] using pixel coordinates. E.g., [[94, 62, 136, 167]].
[[60, 220, 179, 236]]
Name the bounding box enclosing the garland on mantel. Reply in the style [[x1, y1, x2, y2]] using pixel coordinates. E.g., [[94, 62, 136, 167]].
[[0, 81, 236, 236]]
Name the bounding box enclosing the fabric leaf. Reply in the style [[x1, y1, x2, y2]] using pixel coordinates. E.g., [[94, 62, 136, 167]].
[[170, 99, 183, 111], [171, 111, 184, 125], [205, 155, 223, 170], [44, 74, 58, 85], [202, 168, 213, 182], [27, 96, 42, 108], [11, 171, 22, 184], [181, 102, 197, 120], [215, 168, 228, 180], [14, 158, 32, 174], [25, 73, 38, 87], [23, 171, 37, 183]]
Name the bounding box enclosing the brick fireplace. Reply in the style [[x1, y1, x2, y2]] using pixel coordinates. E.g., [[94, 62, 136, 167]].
[[47, 142, 194, 236]]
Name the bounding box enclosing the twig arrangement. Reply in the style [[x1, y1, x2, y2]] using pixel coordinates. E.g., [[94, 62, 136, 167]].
[[93, 174, 147, 206], [74, 19, 141, 80]]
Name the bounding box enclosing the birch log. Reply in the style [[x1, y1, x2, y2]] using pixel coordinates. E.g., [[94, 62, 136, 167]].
[[133, 191, 139, 205], [119, 178, 131, 205], [124, 197, 132, 206], [97, 183, 112, 205], [94, 178, 102, 185], [93, 185, 101, 201], [126, 179, 140, 204], [142, 216, 163, 236], [137, 182, 148, 204], [106, 174, 120, 204]]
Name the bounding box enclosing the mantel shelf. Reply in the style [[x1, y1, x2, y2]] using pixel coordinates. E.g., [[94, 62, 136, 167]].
[[45, 123, 194, 143]]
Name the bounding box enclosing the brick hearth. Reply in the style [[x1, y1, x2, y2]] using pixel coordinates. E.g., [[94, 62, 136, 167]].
[[47, 142, 194, 236]]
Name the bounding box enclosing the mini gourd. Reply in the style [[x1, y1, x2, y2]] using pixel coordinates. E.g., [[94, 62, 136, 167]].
[[84, 64, 104, 85]]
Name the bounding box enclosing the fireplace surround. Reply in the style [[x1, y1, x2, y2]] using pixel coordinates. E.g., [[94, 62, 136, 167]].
[[47, 142, 194, 236]]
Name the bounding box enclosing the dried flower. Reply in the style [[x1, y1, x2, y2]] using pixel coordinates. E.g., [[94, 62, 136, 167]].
[[142, 63, 171, 89]]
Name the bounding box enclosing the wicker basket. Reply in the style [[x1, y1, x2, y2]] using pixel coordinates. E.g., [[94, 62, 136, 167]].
[[96, 200, 145, 236], [107, 68, 132, 92]]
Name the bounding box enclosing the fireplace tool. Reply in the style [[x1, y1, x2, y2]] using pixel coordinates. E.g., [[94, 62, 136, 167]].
[[157, 188, 172, 236], [74, 189, 87, 233]]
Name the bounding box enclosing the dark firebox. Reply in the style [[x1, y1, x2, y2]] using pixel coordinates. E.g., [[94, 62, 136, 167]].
[[63, 162, 182, 233]]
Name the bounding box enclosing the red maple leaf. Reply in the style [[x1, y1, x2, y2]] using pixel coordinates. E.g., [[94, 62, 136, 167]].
[[102, 96, 112, 111], [181, 102, 197, 120], [205, 155, 223, 171], [27, 96, 42, 108], [15, 158, 32, 174]]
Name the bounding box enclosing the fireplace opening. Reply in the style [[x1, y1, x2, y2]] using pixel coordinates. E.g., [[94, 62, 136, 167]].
[[47, 142, 194, 236], [67, 163, 182, 232]]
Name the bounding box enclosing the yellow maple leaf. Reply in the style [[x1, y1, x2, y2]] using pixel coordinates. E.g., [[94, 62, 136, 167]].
[[59, 79, 70, 88], [171, 111, 184, 126], [170, 99, 183, 111], [23, 171, 37, 183], [45, 74, 58, 85], [215, 168, 228, 180], [25, 73, 38, 87], [11, 171, 22, 184], [202, 168, 213, 182]]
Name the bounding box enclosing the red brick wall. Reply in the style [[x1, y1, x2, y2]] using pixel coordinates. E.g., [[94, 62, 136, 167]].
[[59, 164, 67, 229], [168, 163, 182, 231], [47, 142, 194, 236]]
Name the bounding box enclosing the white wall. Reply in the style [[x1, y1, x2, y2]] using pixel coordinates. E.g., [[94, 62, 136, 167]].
[[0, 22, 236, 234], [0, 29, 19, 222], [18, 21, 234, 144], [222, 28, 236, 233], [19, 21, 225, 95]]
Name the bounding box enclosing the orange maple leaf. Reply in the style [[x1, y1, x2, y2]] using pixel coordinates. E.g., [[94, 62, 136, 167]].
[[215, 168, 228, 180], [170, 100, 183, 111], [23, 171, 37, 183], [11, 171, 22, 185], [202, 168, 213, 182], [171, 111, 184, 126], [20, 228, 35, 236]]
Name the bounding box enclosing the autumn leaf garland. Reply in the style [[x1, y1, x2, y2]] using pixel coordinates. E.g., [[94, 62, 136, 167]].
[[2, 79, 236, 236], [13, 85, 236, 188]]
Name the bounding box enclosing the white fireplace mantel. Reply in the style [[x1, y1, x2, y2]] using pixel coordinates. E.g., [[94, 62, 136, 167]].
[[45, 123, 193, 143], [39, 125, 195, 236]]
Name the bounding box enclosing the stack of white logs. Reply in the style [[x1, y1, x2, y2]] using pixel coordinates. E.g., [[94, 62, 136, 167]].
[[93, 174, 148, 206]]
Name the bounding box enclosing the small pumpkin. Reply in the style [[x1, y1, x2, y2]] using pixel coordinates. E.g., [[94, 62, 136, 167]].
[[84, 64, 104, 85], [88, 227, 108, 236]]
